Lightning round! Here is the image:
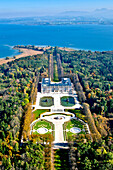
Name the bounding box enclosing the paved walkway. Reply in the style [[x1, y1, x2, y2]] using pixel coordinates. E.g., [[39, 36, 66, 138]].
[[30, 90, 90, 148], [43, 114, 71, 143], [54, 94, 61, 108], [53, 121, 64, 143], [31, 113, 72, 143], [30, 112, 91, 148]]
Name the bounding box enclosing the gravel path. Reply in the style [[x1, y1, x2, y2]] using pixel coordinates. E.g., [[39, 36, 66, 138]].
[[54, 122, 64, 142]]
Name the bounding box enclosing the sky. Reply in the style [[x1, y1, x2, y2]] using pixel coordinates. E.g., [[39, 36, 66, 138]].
[[0, 0, 113, 18]]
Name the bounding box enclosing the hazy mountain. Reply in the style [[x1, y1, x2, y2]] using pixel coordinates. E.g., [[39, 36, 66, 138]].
[[59, 8, 113, 19], [0, 8, 113, 25], [92, 8, 113, 18], [59, 11, 89, 17]]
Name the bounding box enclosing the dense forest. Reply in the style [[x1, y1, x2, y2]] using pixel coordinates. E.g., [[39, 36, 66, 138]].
[[60, 49, 113, 117], [57, 48, 113, 169], [0, 46, 113, 169], [0, 54, 53, 169]]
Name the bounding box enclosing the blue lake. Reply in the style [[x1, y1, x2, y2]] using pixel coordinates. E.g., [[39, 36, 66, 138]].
[[0, 24, 113, 58]]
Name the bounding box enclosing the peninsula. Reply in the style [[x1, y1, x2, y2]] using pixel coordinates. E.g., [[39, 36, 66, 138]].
[[0, 45, 113, 169]]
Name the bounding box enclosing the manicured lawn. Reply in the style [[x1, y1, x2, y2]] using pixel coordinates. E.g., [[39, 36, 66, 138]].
[[43, 113, 72, 117], [53, 62, 59, 82], [66, 119, 83, 129], [33, 109, 49, 119], [65, 109, 81, 114], [61, 96, 75, 107], [65, 109, 87, 122], [34, 120, 52, 130], [33, 120, 54, 135], [40, 96, 54, 107], [33, 131, 51, 135], [64, 119, 85, 138]]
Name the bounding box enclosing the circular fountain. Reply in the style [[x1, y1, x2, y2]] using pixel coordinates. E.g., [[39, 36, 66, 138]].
[[54, 116, 65, 120], [70, 127, 81, 134], [37, 128, 48, 134]]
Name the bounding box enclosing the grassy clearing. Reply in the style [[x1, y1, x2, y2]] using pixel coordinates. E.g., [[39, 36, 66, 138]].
[[33, 109, 49, 119], [40, 97, 54, 107], [61, 96, 75, 107], [53, 61, 59, 82]]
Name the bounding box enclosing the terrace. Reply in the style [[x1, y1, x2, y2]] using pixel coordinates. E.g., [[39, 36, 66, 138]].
[[30, 78, 90, 148]]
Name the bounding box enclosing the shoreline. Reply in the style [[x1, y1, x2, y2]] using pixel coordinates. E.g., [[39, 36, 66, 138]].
[[0, 48, 43, 65], [0, 45, 73, 65], [1, 45, 112, 65]]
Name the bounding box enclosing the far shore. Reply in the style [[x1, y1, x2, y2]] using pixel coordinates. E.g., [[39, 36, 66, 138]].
[[0, 48, 43, 65], [58, 47, 74, 51]]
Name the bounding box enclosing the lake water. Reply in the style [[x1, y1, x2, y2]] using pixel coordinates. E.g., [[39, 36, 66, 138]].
[[0, 24, 113, 58]]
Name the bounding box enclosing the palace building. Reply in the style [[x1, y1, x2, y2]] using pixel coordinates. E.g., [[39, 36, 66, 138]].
[[41, 78, 73, 93]]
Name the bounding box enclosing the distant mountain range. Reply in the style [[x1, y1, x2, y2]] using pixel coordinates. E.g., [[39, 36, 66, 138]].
[[0, 8, 113, 25], [59, 8, 113, 19]]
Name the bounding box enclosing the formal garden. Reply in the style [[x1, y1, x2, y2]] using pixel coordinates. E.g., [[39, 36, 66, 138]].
[[61, 96, 75, 107], [40, 96, 54, 107], [64, 119, 85, 139], [32, 120, 53, 135], [65, 109, 87, 122], [43, 113, 73, 117], [33, 109, 50, 120]]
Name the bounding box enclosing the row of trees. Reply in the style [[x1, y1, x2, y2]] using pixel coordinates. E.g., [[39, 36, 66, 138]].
[[73, 74, 86, 103], [83, 103, 101, 141], [48, 54, 54, 80], [56, 53, 64, 80]]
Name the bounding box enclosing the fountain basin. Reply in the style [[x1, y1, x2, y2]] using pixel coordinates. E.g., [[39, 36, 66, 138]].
[[37, 128, 48, 134], [70, 127, 81, 134]]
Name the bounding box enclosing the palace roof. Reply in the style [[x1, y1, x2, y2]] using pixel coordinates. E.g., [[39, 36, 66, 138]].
[[42, 78, 71, 87]]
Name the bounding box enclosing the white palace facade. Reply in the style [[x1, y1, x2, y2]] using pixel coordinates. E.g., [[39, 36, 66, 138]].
[[41, 78, 73, 94]]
